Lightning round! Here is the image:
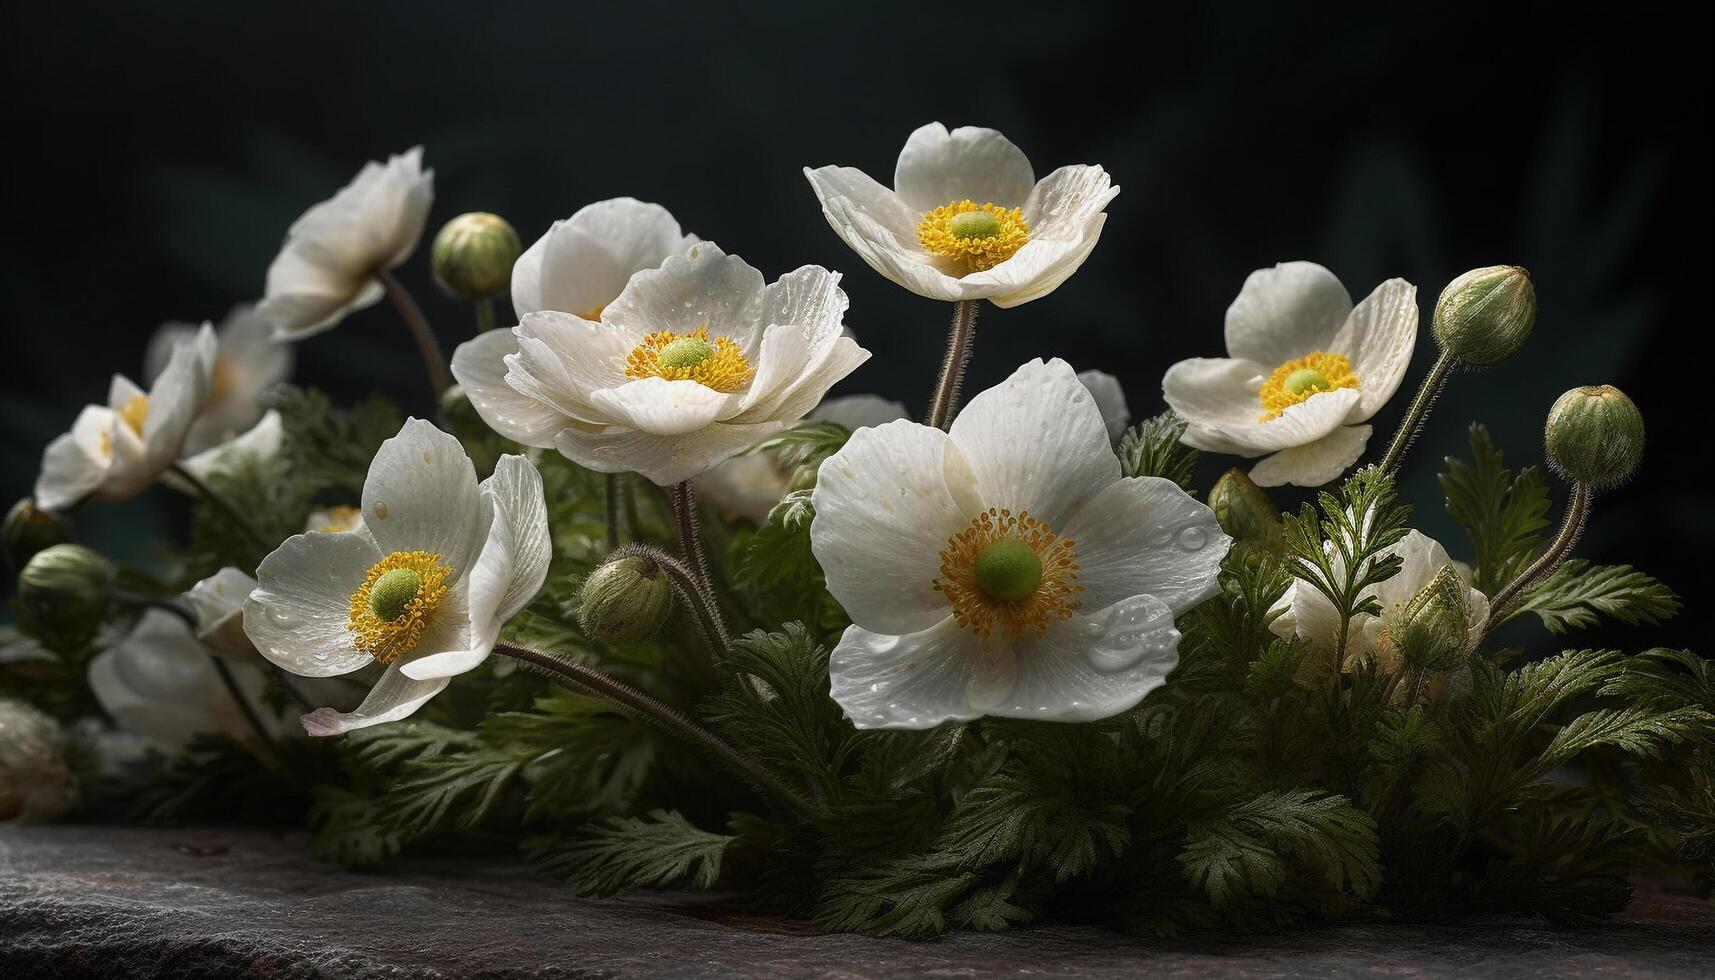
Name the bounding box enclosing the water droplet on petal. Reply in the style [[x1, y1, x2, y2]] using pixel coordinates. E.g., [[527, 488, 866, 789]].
[[374, 501, 389, 520], [1179, 527, 1208, 551], [267, 606, 297, 628], [1085, 596, 1180, 673]]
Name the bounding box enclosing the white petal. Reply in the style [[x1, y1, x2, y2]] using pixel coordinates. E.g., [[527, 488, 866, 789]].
[[479, 454, 552, 623], [513, 197, 696, 319], [450, 330, 571, 448], [695, 453, 792, 523], [257, 245, 379, 339], [948, 358, 1118, 525], [141, 323, 216, 469], [893, 123, 1036, 212], [1020, 165, 1120, 241], [244, 530, 383, 676], [302, 663, 450, 736], [1224, 262, 1353, 366], [34, 406, 112, 511], [810, 420, 968, 635], [1076, 369, 1130, 442], [591, 378, 731, 436], [1164, 352, 1362, 456], [508, 311, 632, 422], [1060, 477, 1231, 614], [988, 216, 1108, 308], [742, 335, 871, 426], [739, 266, 849, 415], [555, 421, 782, 487], [827, 616, 991, 730], [185, 567, 260, 658], [89, 611, 279, 747], [1249, 425, 1373, 488], [362, 419, 487, 574], [803, 166, 921, 242], [811, 394, 910, 430], [173, 411, 284, 490], [602, 242, 768, 354], [1002, 594, 1182, 722], [813, 192, 969, 302], [1328, 279, 1419, 421]]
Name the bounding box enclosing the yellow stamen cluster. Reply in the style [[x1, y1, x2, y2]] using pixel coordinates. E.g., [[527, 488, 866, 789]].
[[624, 325, 754, 392], [347, 550, 452, 664], [1257, 351, 1359, 421], [119, 394, 149, 435], [318, 506, 362, 533], [934, 508, 1081, 639], [916, 200, 1031, 273]]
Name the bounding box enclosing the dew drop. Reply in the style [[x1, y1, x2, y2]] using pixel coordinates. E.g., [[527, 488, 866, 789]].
[[374, 501, 389, 520], [1179, 527, 1208, 551], [267, 607, 297, 628]]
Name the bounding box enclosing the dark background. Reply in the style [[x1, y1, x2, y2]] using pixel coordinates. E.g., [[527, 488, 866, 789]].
[[2, 1, 1709, 653]]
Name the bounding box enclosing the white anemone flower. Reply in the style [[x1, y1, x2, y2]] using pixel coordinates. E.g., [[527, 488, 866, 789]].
[[1270, 529, 1489, 670], [256, 147, 434, 340], [1162, 262, 1418, 488], [811, 358, 1231, 729], [511, 198, 697, 320], [804, 123, 1119, 307], [242, 419, 550, 735], [451, 242, 870, 486], [34, 324, 217, 511], [185, 567, 263, 659], [146, 305, 293, 453]]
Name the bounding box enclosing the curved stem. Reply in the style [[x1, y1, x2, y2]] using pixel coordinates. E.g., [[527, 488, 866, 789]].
[[925, 300, 981, 430], [620, 543, 732, 662], [1485, 482, 1592, 631], [667, 482, 730, 653], [1379, 350, 1457, 473], [167, 463, 269, 553], [377, 269, 452, 395], [474, 295, 495, 334], [494, 642, 823, 822]]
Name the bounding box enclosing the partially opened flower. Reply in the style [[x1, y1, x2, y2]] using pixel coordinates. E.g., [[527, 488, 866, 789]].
[[256, 147, 434, 339], [146, 305, 293, 453], [811, 358, 1230, 729], [1162, 262, 1418, 487], [452, 242, 870, 486], [34, 324, 217, 511], [511, 198, 696, 319], [804, 123, 1119, 307], [185, 567, 262, 659], [243, 419, 550, 735]]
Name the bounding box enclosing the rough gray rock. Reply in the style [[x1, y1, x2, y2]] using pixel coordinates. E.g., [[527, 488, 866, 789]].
[[3, 824, 1711, 978]]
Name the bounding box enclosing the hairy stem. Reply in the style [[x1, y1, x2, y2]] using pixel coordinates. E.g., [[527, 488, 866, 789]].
[[1379, 350, 1457, 473], [494, 642, 823, 822], [925, 300, 981, 430], [378, 269, 452, 395], [167, 463, 269, 553], [1484, 481, 1592, 631], [667, 482, 730, 654]]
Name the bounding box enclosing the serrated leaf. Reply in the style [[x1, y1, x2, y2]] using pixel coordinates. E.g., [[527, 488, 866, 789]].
[[532, 809, 734, 897], [1440, 424, 1552, 595], [1118, 412, 1199, 490], [1513, 560, 1682, 634]]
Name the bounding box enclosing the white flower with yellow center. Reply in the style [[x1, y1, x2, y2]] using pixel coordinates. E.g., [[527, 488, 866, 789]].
[[804, 123, 1118, 307], [147, 304, 293, 454], [511, 198, 697, 320], [257, 147, 435, 339], [33, 324, 217, 511], [810, 359, 1230, 729], [1162, 262, 1418, 488], [1270, 529, 1489, 669], [452, 242, 870, 486], [242, 419, 550, 735]]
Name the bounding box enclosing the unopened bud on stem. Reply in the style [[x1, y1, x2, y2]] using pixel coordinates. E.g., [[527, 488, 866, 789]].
[[4, 499, 72, 570], [431, 212, 521, 300], [1433, 265, 1535, 365], [1207, 469, 1283, 554], [14, 544, 113, 650], [1544, 385, 1644, 489], [575, 553, 673, 644]]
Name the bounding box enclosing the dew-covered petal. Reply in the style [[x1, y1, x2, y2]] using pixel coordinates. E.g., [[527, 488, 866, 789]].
[[591, 378, 732, 436], [602, 242, 768, 354], [1060, 477, 1231, 614], [450, 329, 571, 448], [1328, 278, 1419, 421], [301, 662, 450, 736], [1003, 594, 1182, 722], [244, 530, 383, 677], [827, 616, 995, 730], [362, 419, 487, 574]]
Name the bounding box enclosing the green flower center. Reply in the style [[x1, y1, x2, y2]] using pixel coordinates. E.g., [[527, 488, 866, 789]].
[[657, 337, 715, 370], [369, 567, 423, 622], [972, 538, 1043, 602], [1282, 368, 1331, 396], [946, 210, 1002, 240]]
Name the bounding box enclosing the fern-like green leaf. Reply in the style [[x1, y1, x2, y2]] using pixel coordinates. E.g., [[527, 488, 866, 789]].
[[532, 809, 734, 897], [1440, 424, 1551, 594], [1512, 560, 1682, 634], [1180, 790, 1380, 908], [1118, 412, 1199, 490]]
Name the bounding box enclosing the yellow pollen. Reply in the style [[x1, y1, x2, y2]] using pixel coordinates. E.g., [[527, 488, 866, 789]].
[[934, 508, 1082, 639], [119, 394, 149, 435], [580, 303, 607, 321], [347, 550, 452, 664], [916, 200, 1031, 273], [209, 357, 237, 403], [318, 506, 361, 533], [624, 325, 753, 393], [1257, 351, 1359, 421]]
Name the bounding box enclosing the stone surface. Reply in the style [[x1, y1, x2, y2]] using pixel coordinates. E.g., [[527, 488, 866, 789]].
[[3, 825, 1712, 979]]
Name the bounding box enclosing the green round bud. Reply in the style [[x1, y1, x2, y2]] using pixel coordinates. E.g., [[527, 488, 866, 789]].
[[4, 499, 73, 571], [1207, 469, 1284, 554], [431, 212, 522, 300], [947, 210, 1001, 240], [1388, 566, 1470, 674], [369, 568, 422, 622], [1544, 384, 1645, 489], [657, 336, 714, 370], [1433, 265, 1536, 365], [576, 554, 673, 644], [973, 539, 1042, 601], [14, 544, 113, 651]]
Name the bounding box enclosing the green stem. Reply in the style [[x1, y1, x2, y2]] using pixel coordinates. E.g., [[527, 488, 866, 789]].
[[1379, 350, 1457, 473], [474, 295, 495, 334], [605, 473, 624, 551], [377, 269, 452, 395], [925, 300, 980, 430], [620, 542, 732, 662], [668, 482, 727, 647], [167, 462, 269, 553], [494, 642, 823, 823], [1484, 481, 1592, 632]]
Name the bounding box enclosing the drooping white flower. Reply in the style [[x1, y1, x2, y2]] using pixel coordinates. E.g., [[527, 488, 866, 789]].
[[146, 305, 293, 454], [1270, 529, 1489, 669], [511, 198, 697, 320], [87, 609, 286, 749], [243, 419, 550, 735], [810, 358, 1231, 729], [452, 242, 870, 486], [34, 324, 217, 511], [185, 567, 262, 659], [1161, 262, 1418, 488], [804, 123, 1119, 307], [256, 147, 435, 340]]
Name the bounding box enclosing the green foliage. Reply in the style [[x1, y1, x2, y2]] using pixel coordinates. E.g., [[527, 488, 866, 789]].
[[747, 421, 851, 477], [1118, 412, 1199, 490], [1283, 465, 1410, 660], [738, 490, 817, 589], [1180, 790, 1380, 908], [264, 384, 403, 497], [1440, 424, 1551, 594], [1512, 560, 1682, 634], [532, 809, 736, 897]]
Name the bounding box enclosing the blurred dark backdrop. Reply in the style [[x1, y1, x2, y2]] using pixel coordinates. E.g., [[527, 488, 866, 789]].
[[2, 1, 1709, 652]]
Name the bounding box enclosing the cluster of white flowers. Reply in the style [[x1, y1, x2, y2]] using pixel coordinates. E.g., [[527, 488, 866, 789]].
[[25, 123, 1465, 745]]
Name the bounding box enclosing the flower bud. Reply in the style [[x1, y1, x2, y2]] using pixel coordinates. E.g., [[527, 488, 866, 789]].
[[431, 212, 521, 300], [1386, 566, 1470, 673], [14, 544, 114, 650], [1207, 469, 1283, 554], [4, 498, 73, 571], [1433, 265, 1535, 365], [1544, 385, 1645, 489], [575, 553, 673, 644], [0, 697, 79, 822]]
